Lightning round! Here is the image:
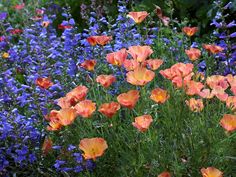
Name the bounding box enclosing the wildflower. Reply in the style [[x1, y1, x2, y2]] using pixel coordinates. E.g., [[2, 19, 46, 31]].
[[158, 171, 171, 177], [58, 24, 73, 30], [10, 29, 23, 35], [42, 21, 50, 28], [182, 27, 198, 37], [211, 86, 228, 102], [80, 60, 96, 71], [74, 100, 96, 118], [185, 98, 204, 112], [13, 3, 25, 10], [42, 137, 53, 156], [226, 96, 236, 111], [98, 102, 120, 118], [203, 44, 224, 54], [128, 45, 153, 63], [185, 80, 204, 96], [96, 75, 116, 88], [127, 11, 149, 24], [126, 67, 155, 86], [36, 77, 53, 89], [106, 48, 127, 66], [123, 59, 139, 71], [200, 167, 223, 177], [206, 75, 228, 90], [57, 108, 78, 126], [220, 114, 236, 132], [185, 48, 201, 61], [150, 88, 169, 104], [171, 63, 194, 78], [155, 5, 170, 26], [79, 137, 108, 160], [47, 120, 63, 131], [87, 35, 112, 46], [2, 52, 9, 59], [132, 115, 153, 132], [146, 59, 163, 70], [198, 89, 214, 99], [117, 90, 140, 109]]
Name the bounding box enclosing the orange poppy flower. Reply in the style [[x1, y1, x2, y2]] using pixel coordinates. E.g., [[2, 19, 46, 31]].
[[36, 77, 53, 89], [117, 90, 140, 109], [42, 21, 50, 28], [182, 27, 198, 37], [203, 44, 224, 54], [185, 98, 204, 112], [87, 35, 112, 46], [98, 102, 120, 118], [158, 171, 171, 177], [171, 73, 194, 88], [226, 96, 236, 111], [185, 48, 201, 61], [220, 114, 236, 132], [200, 167, 223, 177], [123, 59, 140, 71], [128, 45, 153, 63], [42, 137, 53, 156], [96, 75, 116, 88], [206, 75, 229, 90], [185, 80, 204, 96], [126, 67, 155, 86], [56, 108, 78, 126], [132, 115, 153, 132], [146, 59, 163, 70], [65, 85, 88, 106], [150, 88, 169, 104], [74, 100, 96, 118], [80, 60, 96, 71], [211, 86, 228, 102], [47, 120, 62, 131], [2, 52, 9, 59], [127, 11, 149, 24], [79, 137, 108, 160], [106, 48, 127, 66], [171, 63, 194, 78], [198, 89, 214, 99], [155, 5, 170, 26], [159, 68, 175, 80], [45, 110, 59, 121], [57, 97, 73, 109]]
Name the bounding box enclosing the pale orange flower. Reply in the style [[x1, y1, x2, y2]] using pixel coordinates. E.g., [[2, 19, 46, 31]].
[[42, 21, 50, 28], [220, 114, 236, 132], [123, 59, 139, 71], [2, 52, 9, 59], [126, 67, 155, 86], [42, 137, 53, 156], [159, 68, 175, 80], [79, 137, 108, 160], [206, 75, 229, 90], [106, 48, 127, 66], [185, 80, 204, 96], [96, 75, 116, 88], [47, 120, 62, 131], [211, 86, 228, 102], [185, 48, 201, 61], [155, 5, 170, 26], [226, 96, 236, 111], [98, 102, 120, 118], [146, 59, 163, 70], [36, 77, 53, 89], [150, 88, 169, 104], [171, 73, 194, 88], [132, 115, 153, 132], [203, 44, 224, 54], [200, 167, 223, 177], [158, 171, 171, 177], [117, 90, 140, 109], [185, 98, 204, 112], [56, 108, 78, 126], [80, 60, 96, 71], [226, 74, 236, 95], [57, 97, 73, 109], [67, 85, 88, 104], [128, 45, 153, 63], [198, 89, 214, 99], [45, 110, 59, 121], [171, 63, 194, 78], [74, 100, 96, 118], [127, 11, 149, 24], [182, 27, 198, 37], [87, 35, 112, 46]]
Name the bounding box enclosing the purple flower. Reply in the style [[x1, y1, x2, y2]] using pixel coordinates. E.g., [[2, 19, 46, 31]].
[[230, 32, 236, 38], [0, 12, 7, 20]]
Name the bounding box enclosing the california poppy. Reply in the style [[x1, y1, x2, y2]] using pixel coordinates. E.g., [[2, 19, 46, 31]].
[[80, 60, 96, 71], [74, 100, 96, 118], [2, 52, 9, 59], [220, 114, 236, 132], [36, 77, 53, 89], [226, 96, 236, 111], [185, 48, 201, 61], [185, 98, 204, 112], [98, 102, 120, 118], [185, 80, 204, 96], [146, 59, 163, 70], [203, 44, 224, 54], [42, 137, 53, 156], [96, 75, 116, 88], [150, 88, 169, 104], [158, 171, 171, 177], [182, 27, 198, 37], [79, 137, 108, 160], [87, 35, 112, 46], [117, 90, 140, 109], [200, 167, 223, 177], [128, 45, 153, 63], [106, 48, 127, 66], [123, 59, 140, 71], [126, 67, 155, 86], [56, 108, 78, 126], [127, 11, 149, 24], [132, 115, 153, 132]]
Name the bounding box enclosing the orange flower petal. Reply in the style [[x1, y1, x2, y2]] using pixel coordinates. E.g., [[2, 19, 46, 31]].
[[158, 171, 171, 177], [128, 45, 153, 62], [220, 114, 236, 132], [150, 88, 169, 104], [98, 102, 120, 118], [186, 98, 204, 112], [127, 11, 149, 24], [96, 75, 116, 88], [182, 27, 198, 37], [200, 167, 223, 177], [185, 48, 201, 61], [132, 115, 153, 132], [74, 100, 96, 118], [36, 77, 53, 89], [106, 48, 127, 66], [117, 90, 140, 109]]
